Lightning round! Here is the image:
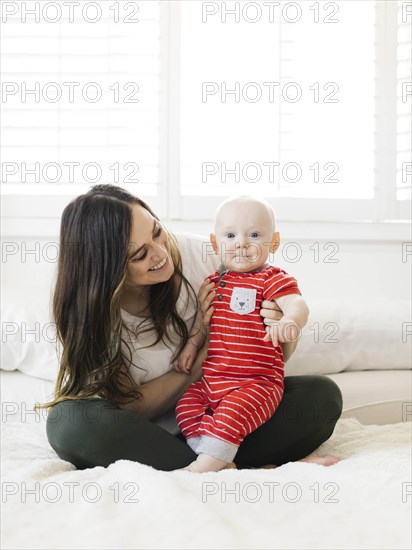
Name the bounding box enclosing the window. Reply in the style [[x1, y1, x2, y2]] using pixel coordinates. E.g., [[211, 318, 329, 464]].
[[1, 0, 164, 217], [1, 0, 411, 227], [178, 0, 411, 221]]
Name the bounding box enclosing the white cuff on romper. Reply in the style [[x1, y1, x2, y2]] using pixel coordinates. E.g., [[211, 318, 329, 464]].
[[196, 435, 239, 463], [186, 437, 201, 453]]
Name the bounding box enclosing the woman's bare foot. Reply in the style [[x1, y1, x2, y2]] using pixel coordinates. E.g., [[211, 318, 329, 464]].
[[251, 455, 340, 470], [178, 455, 340, 472], [299, 454, 340, 466], [178, 453, 237, 473]]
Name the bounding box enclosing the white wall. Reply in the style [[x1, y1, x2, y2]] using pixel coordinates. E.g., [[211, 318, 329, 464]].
[[2, 221, 411, 304]]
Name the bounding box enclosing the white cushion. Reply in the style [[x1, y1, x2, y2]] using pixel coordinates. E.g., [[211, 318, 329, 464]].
[[285, 298, 411, 376], [0, 370, 55, 424], [1, 299, 59, 382], [2, 235, 411, 382]]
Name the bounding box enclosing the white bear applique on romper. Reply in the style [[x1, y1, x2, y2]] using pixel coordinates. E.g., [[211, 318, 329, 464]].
[[229, 287, 257, 315]]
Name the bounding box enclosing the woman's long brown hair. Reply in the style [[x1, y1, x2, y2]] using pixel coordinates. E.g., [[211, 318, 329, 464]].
[[36, 185, 197, 411]]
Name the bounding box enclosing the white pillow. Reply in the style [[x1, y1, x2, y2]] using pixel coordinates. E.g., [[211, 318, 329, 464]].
[[1, 299, 59, 382], [2, 278, 410, 381], [285, 298, 411, 376]]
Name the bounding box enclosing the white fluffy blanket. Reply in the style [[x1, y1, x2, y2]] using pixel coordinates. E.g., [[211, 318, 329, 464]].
[[1, 418, 411, 550]]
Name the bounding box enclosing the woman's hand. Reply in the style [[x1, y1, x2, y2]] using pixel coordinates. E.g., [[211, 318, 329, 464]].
[[187, 337, 209, 383], [198, 278, 216, 329], [173, 281, 213, 375], [172, 340, 200, 374], [118, 336, 209, 421]]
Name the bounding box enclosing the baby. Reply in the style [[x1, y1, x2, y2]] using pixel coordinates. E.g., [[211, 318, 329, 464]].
[[174, 196, 309, 473]]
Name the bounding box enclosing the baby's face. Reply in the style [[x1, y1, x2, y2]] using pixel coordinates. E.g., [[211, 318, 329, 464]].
[[211, 200, 279, 272]]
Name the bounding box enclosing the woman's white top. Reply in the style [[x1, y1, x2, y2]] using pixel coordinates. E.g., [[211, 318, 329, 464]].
[[120, 232, 219, 435]]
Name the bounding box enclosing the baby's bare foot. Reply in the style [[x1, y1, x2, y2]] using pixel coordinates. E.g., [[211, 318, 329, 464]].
[[180, 454, 235, 473], [299, 455, 340, 466]]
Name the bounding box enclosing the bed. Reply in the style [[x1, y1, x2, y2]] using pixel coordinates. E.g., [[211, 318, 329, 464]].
[[1, 233, 411, 549], [1, 369, 411, 550]]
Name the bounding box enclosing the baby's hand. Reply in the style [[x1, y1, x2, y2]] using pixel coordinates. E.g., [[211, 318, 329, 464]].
[[263, 317, 301, 348], [172, 341, 200, 373]]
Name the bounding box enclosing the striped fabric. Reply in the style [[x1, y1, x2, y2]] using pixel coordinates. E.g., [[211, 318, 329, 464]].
[[176, 265, 301, 448]]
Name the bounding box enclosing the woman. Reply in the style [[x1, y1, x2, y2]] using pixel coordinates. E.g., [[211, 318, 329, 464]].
[[43, 185, 342, 471]]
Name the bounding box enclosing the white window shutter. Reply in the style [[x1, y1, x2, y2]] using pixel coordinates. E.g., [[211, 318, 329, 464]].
[[1, 1, 163, 216], [178, 0, 409, 222]]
